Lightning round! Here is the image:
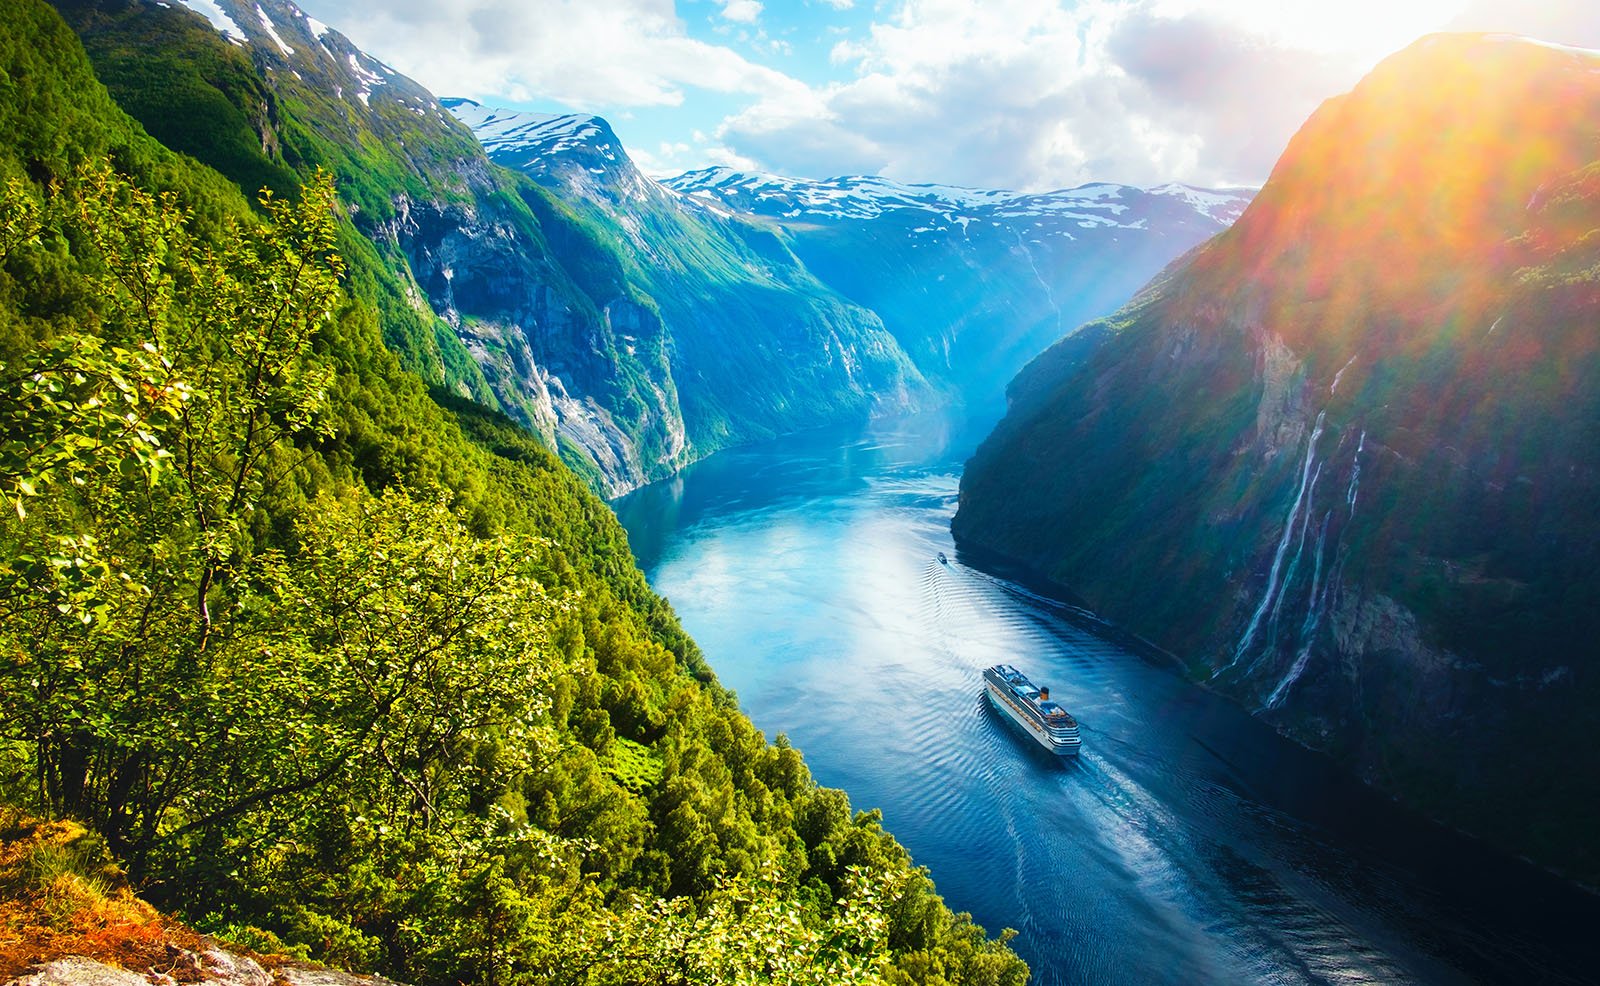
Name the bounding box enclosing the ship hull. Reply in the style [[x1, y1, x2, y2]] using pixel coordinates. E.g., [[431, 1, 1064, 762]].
[[984, 680, 1081, 756]]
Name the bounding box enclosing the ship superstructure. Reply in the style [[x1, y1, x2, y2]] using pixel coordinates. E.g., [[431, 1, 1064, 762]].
[[983, 664, 1081, 755]]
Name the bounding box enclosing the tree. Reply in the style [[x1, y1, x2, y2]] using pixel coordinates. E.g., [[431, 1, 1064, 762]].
[[0, 163, 348, 861]]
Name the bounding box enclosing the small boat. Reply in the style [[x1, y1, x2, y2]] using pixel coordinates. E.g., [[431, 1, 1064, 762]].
[[983, 664, 1081, 756], [938, 552, 948, 564]]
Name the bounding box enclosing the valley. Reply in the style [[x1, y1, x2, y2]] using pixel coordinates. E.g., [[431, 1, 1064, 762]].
[[3, 0, 1598, 983]]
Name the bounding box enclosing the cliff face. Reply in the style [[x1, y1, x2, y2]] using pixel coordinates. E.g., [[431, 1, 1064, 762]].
[[954, 34, 1600, 881], [450, 101, 925, 460]]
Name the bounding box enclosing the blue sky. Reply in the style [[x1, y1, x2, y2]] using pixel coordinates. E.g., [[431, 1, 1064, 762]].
[[293, 0, 1600, 190]]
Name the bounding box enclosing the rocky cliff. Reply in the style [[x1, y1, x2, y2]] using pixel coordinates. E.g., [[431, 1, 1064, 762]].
[[953, 33, 1600, 881], [448, 100, 925, 456]]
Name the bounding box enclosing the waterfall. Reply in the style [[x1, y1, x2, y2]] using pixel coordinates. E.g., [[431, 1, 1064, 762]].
[[1330, 354, 1357, 394], [1346, 430, 1366, 515], [1264, 510, 1334, 711], [1011, 229, 1063, 335], [1219, 410, 1326, 676], [1264, 461, 1322, 655]]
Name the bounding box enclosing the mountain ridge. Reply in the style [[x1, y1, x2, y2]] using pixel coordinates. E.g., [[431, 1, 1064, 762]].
[[664, 165, 1252, 226]]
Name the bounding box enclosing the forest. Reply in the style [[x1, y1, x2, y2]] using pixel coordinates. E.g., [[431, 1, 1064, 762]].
[[0, 1, 1028, 982]]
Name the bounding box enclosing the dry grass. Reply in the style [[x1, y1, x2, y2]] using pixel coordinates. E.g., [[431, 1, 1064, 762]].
[[0, 808, 205, 980]]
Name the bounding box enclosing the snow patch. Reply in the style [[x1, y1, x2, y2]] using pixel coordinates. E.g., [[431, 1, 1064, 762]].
[[444, 99, 621, 163], [345, 52, 392, 105], [255, 4, 294, 56], [174, 0, 245, 43], [660, 166, 1253, 228]]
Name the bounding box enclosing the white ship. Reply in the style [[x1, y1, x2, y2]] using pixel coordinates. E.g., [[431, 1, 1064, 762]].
[[983, 664, 1081, 756]]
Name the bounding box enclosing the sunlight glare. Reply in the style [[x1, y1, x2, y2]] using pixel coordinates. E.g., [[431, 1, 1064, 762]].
[[1151, 0, 1470, 65]]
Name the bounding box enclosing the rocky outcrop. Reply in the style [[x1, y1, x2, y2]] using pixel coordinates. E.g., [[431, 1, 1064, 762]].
[[5, 951, 404, 986], [372, 185, 685, 492], [954, 34, 1600, 882]]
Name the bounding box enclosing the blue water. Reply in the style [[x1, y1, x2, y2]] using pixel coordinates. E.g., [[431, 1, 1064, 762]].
[[612, 410, 1600, 985]]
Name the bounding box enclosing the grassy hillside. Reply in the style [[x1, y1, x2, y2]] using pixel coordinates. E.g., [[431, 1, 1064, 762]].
[[49, 0, 692, 493]]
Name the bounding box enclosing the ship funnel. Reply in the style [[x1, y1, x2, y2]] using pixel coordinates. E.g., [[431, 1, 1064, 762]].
[[1039, 687, 1050, 701]]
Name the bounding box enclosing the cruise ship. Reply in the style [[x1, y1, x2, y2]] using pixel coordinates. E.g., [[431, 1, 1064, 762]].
[[983, 664, 1081, 756]]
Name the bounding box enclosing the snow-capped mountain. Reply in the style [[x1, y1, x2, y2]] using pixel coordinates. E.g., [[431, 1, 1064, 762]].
[[663, 168, 1251, 406], [665, 167, 1250, 228], [442, 99, 623, 167], [442, 99, 927, 441], [452, 104, 1253, 410], [67, 0, 930, 494], [170, 0, 443, 117], [442, 98, 656, 203]]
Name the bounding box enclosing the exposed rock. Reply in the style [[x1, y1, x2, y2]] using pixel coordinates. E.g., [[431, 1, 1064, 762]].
[[280, 970, 408, 986], [194, 951, 270, 986], [3, 952, 406, 986], [4, 959, 148, 986]]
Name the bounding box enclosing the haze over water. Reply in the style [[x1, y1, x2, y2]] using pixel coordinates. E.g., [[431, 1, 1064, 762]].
[[612, 410, 1600, 986]]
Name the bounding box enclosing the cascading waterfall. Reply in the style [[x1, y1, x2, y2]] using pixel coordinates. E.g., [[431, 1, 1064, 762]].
[[1219, 410, 1326, 675], [1263, 510, 1333, 711], [1010, 229, 1063, 334], [1330, 354, 1357, 394], [1263, 461, 1322, 656], [1346, 430, 1366, 515]]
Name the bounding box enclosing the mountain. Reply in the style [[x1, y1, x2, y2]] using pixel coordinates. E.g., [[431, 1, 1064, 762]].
[[446, 95, 1250, 417], [50, 0, 929, 495], [662, 167, 1252, 406], [446, 98, 925, 455], [52, 0, 696, 493], [953, 33, 1600, 881]]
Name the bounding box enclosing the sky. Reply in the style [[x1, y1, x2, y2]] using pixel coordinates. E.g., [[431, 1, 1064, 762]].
[[290, 0, 1600, 190]]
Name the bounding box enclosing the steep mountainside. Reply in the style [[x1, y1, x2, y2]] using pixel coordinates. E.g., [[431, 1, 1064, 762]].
[[664, 167, 1251, 405], [53, 0, 691, 493], [0, 1, 1027, 981], [447, 99, 924, 452], [954, 34, 1600, 881]]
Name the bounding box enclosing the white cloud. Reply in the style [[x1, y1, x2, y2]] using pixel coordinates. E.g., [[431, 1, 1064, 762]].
[[819, 0, 854, 9], [719, 0, 763, 23], [294, 0, 802, 110], [714, 0, 1600, 189], [294, 0, 1600, 190]]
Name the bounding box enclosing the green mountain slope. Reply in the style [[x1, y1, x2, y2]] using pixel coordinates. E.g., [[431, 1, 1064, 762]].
[[53, 0, 937, 495], [48, 0, 702, 493], [0, 1, 1027, 981], [954, 33, 1600, 882]]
